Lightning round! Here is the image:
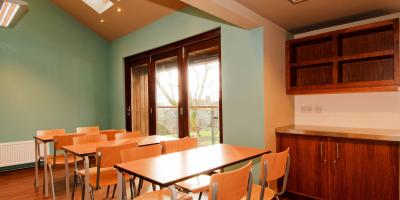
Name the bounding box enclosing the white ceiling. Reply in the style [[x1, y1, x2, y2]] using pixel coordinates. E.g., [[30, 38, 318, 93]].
[[235, 0, 400, 33]]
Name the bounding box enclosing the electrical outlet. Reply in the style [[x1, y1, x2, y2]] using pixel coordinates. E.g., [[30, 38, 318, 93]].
[[300, 105, 313, 113], [314, 105, 322, 113]]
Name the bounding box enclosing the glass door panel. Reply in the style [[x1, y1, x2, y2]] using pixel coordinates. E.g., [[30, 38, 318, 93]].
[[155, 56, 179, 137], [131, 64, 149, 136], [188, 46, 220, 146]]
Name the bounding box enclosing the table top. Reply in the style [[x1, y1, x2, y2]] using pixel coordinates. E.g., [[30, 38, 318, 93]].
[[115, 144, 270, 186], [34, 135, 61, 142], [276, 125, 400, 142], [62, 135, 175, 156]]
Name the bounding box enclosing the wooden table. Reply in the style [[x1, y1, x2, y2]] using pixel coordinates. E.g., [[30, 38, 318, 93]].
[[115, 144, 270, 200], [61, 135, 176, 200], [33, 135, 58, 197]]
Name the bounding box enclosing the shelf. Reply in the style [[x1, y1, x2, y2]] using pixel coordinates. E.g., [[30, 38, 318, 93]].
[[286, 18, 399, 94], [338, 50, 394, 62]]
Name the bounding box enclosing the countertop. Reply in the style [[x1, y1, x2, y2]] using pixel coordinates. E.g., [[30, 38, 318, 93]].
[[276, 125, 400, 142]]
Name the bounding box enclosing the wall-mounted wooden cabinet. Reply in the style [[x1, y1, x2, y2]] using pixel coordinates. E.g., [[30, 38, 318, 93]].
[[286, 19, 400, 94]]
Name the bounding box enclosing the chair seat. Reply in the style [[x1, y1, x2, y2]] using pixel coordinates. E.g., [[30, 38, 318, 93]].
[[78, 167, 119, 187], [47, 154, 82, 166], [134, 188, 193, 200], [246, 184, 276, 200], [175, 175, 210, 193]]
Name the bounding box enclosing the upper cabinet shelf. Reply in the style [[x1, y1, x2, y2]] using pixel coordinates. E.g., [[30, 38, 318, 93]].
[[286, 19, 400, 94]]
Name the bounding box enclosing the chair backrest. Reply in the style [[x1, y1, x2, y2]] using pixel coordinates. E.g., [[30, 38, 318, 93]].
[[76, 126, 100, 134], [36, 129, 66, 137], [53, 133, 85, 150], [115, 131, 141, 141], [160, 137, 198, 154], [72, 134, 107, 145], [100, 129, 124, 140], [208, 161, 253, 200], [120, 144, 162, 163], [259, 148, 290, 197], [96, 142, 138, 168]]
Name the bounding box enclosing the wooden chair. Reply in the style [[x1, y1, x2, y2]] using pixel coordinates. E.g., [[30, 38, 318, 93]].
[[161, 137, 210, 200], [100, 129, 125, 140], [248, 148, 290, 200], [78, 142, 138, 200], [72, 134, 108, 145], [209, 161, 253, 200], [47, 134, 84, 199], [128, 143, 191, 200], [120, 144, 163, 198], [115, 131, 141, 141], [160, 137, 197, 154], [76, 126, 100, 135]]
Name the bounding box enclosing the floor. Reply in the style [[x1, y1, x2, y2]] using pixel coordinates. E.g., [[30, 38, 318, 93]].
[[0, 166, 296, 200], [0, 166, 204, 200]]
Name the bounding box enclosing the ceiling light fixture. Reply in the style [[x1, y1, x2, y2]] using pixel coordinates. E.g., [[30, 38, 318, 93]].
[[82, 0, 113, 14], [99, 18, 104, 23], [0, 0, 28, 28], [117, 7, 121, 12], [288, 0, 307, 4]]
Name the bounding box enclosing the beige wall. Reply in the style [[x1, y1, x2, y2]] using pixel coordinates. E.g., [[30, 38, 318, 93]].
[[264, 21, 294, 151], [294, 13, 400, 130]]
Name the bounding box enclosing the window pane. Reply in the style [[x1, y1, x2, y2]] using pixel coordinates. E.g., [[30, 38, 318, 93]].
[[131, 64, 149, 136], [155, 56, 179, 138], [188, 46, 220, 146]]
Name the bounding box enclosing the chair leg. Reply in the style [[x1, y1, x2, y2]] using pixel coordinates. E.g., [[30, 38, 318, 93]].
[[48, 164, 56, 200], [80, 176, 85, 200], [130, 181, 134, 199], [90, 188, 94, 200], [106, 186, 110, 198], [198, 192, 203, 200], [112, 184, 117, 198], [138, 179, 143, 195], [71, 174, 78, 200]]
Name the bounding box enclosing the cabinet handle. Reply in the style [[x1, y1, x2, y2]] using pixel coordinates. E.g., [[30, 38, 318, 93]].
[[320, 142, 323, 158], [336, 142, 339, 159]]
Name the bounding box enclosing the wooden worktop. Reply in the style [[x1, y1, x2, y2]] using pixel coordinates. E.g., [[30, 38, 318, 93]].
[[276, 125, 400, 142]]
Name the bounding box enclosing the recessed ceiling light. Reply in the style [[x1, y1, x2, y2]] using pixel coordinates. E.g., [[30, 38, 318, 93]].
[[99, 19, 104, 23], [82, 0, 113, 14], [288, 0, 307, 4], [117, 7, 121, 12]]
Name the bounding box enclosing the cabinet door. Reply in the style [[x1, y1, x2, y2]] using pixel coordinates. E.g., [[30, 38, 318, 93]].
[[332, 139, 399, 200], [278, 134, 330, 199]]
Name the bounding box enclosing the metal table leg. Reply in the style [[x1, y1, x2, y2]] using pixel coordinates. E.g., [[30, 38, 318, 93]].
[[34, 139, 39, 191], [44, 142, 49, 197], [168, 185, 177, 200], [117, 170, 126, 200], [84, 156, 90, 200], [64, 150, 70, 200]]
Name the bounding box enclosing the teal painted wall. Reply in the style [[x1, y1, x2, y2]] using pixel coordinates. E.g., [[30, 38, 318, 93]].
[[109, 7, 265, 148], [0, 0, 110, 142]]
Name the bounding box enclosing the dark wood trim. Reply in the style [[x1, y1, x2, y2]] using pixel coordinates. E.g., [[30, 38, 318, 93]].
[[124, 29, 220, 64]]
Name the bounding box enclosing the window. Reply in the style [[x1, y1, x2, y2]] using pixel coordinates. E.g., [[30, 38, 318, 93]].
[[124, 29, 222, 145]]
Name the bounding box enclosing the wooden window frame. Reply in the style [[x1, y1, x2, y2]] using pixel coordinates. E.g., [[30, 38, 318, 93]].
[[124, 28, 222, 142]]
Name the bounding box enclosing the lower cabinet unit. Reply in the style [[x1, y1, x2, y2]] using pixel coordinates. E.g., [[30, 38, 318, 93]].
[[276, 133, 399, 200]]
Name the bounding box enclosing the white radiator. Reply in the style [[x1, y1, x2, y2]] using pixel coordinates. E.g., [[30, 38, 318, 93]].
[[0, 140, 48, 167]]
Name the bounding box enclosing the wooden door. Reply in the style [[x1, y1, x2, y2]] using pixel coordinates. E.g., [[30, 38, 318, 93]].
[[277, 134, 330, 199], [332, 138, 399, 200]]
